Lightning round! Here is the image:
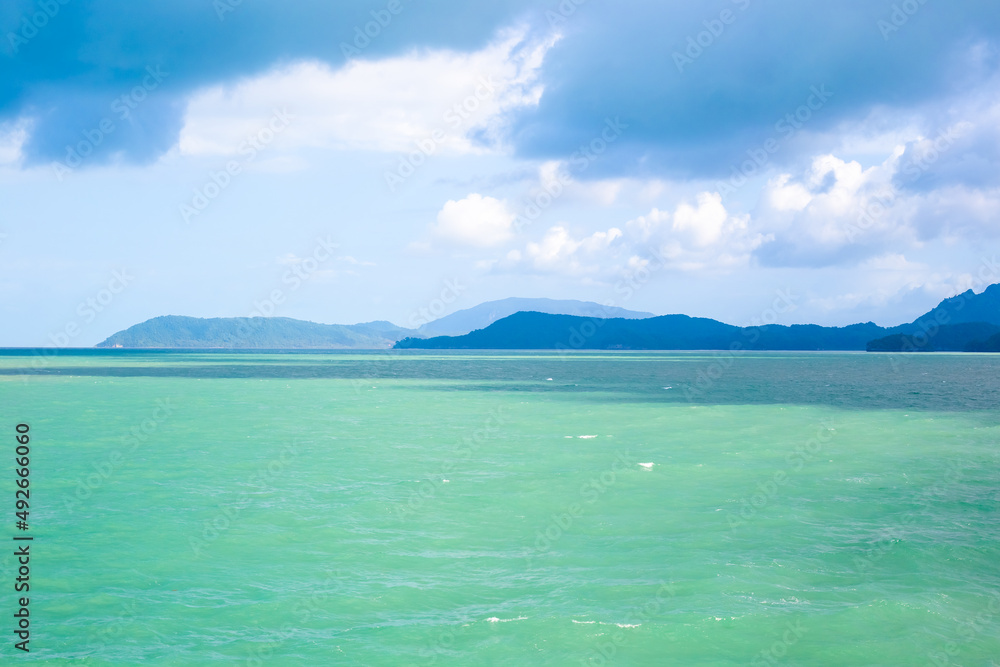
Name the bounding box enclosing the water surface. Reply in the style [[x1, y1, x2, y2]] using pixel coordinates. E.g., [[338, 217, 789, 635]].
[[1, 350, 998, 665]]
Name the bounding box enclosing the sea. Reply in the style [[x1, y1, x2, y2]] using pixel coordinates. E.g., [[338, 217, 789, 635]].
[[1, 349, 998, 665]]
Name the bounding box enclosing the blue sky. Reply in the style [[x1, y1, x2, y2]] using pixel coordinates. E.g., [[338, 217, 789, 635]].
[[1, 0, 999, 345]]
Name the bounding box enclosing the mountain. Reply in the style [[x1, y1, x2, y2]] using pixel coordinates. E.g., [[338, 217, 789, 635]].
[[865, 284, 1000, 351], [966, 332, 1000, 352], [95, 283, 1000, 351], [96, 316, 415, 349], [396, 283, 1000, 351], [395, 312, 889, 351], [867, 323, 1000, 352], [902, 283, 1000, 329], [416, 298, 655, 337]]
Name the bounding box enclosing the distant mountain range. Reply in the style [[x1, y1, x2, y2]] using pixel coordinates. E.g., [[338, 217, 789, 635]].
[[96, 286, 1000, 351], [95, 298, 649, 349], [395, 284, 1000, 352], [416, 298, 653, 337]]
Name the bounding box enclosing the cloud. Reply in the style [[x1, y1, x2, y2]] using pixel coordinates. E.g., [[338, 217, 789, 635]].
[[627, 207, 670, 242], [2, 1, 547, 165], [433, 193, 516, 247], [750, 128, 1000, 268], [625, 193, 766, 273], [497, 191, 765, 278], [3, 0, 999, 193], [511, 1, 1000, 179], [0, 118, 29, 165], [671, 192, 728, 247], [757, 153, 884, 247], [516, 225, 623, 275], [5, 1, 998, 177], [892, 91, 1000, 193], [907, 185, 1000, 242], [789, 253, 1000, 326], [178, 27, 556, 158]]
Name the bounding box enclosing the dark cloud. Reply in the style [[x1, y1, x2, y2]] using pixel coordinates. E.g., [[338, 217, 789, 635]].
[[893, 121, 1000, 193], [753, 236, 881, 269], [510, 0, 1000, 178], [1, 0, 539, 164], [2, 0, 999, 176]]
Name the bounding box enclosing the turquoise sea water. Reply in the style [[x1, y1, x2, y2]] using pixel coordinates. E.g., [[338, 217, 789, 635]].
[[1, 350, 998, 665]]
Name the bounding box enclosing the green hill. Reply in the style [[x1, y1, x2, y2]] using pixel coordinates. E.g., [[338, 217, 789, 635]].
[[96, 316, 415, 349]]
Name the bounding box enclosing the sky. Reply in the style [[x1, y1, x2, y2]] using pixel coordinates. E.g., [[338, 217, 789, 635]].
[[1, 0, 999, 346]]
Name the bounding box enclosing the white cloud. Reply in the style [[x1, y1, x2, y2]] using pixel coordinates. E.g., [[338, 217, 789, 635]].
[[433, 193, 516, 247], [625, 193, 766, 272], [861, 252, 921, 272], [530, 160, 636, 208], [766, 67, 1000, 252], [671, 192, 728, 247], [495, 190, 764, 279], [521, 225, 623, 274], [0, 118, 30, 166], [178, 26, 558, 157], [728, 61, 1000, 270], [765, 174, 812, 212], [626, 207, 670, 242], [751, 126, 1000, 267], [751, 152, 909, 264], [909, 184, 1000, 241]]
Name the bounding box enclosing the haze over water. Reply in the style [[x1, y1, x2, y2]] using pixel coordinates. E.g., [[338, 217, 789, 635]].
[[2, 350, 998, 665]]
